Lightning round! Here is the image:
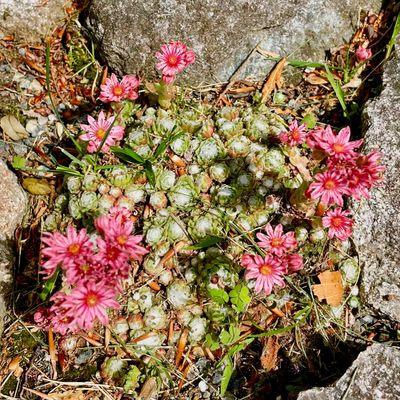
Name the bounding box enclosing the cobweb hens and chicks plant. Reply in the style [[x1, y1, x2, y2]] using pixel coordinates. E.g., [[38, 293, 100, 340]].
[[35, 40, 384, 392]]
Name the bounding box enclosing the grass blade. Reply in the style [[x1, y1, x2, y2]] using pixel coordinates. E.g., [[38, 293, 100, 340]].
[[144, 161, 156, 187], [186, 236, 224, 250], [152, 131, 184, 160], [110, 146, 145, 164], [324, 65, 348, 118], [386, 12, 400, 59]]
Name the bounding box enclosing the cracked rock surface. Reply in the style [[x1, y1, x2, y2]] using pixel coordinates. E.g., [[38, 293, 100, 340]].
[[0, 160, 27, 336], [84, 0, 380, 84], [297, 344, 400, 400], [352, 34, 400, 322]]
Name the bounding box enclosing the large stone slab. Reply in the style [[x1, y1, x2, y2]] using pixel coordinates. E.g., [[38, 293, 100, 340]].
[[298, 344, 400, 400], [352, 35, 400, 322], [84, 0, 380, 84], [0, 0, 70, 43], [0, 160, 27, 335]]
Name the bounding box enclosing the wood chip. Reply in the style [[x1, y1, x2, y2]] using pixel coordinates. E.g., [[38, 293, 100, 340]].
[[261, 58, 286, 102]]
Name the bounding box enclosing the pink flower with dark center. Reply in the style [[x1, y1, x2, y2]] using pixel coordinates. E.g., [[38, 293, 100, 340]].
[[285, 253, 304, 273], [347, 169, 371, 200], [307, 170, 349, 206], [256, 223, 297, 257], [64, 281, 120, 330], [306, 126, 328, 149], [356, 150, 384, 188], [95, 206, 133, 237], [95, 238, 130, 276], [99, 73, 140, 103], [319, 126, 363, 160], [355, 47, 372, 62], [79, 111, 124, 153], [64, 257, 102, 286], [242, 254, 286, 294], [284, 120, 307, 146], [322, 208, 353, 241], [49, 292, 78, 335], [155, 41, 195, 84], [41, 226, 93, 278]]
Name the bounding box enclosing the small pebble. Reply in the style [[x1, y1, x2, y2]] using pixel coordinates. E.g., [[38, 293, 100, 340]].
[[25, 119, 39, 135], [20, 78, 32, 90], [75, 349, 93, 365], [37, 115, 48, 126], [29, 79, 43, 94], [18, 48, 26, 57], [198, 381, 208, 392]]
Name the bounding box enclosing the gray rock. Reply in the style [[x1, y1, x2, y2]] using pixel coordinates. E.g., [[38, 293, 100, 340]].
[[352, 35, 400, 322], [297, 344, 400, 400], [0, 0, 71, 43], [0, 160, 28, 336], [84, 0, 380, 84]]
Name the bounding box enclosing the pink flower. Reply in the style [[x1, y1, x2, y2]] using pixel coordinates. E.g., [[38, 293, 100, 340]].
[[256, 224, 297, 257], [306, 126, 326, 149], [319, 126, 363, 160], [41, 226, 93, 278], [49, 292, 78, 335], [307, 170, 349, 206], [95, 238, 130, 276], [64, 257, 102, 286], [281, 120, 307, 146], [322, 208, 353, 241], [356, 150, 384, 188], [64, 281, 120, 330], [155, 41, 195, 84], [79, 111, 124, 153], [99, 73, 139, 103], [242, 254, 286, 294], [355, 47, 372, 62], [285, 253, 304, 273]]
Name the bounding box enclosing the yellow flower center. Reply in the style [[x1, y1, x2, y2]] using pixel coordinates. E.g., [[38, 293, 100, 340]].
[[80, 264, 90, 273], [331, 216, 343, 227], [113, 86, 123, 96], [96, 128, 106, 139], [68, 243, 80, 255], [260, 264, 272, 276], [271, 238, 283, 247], [292, 130, 300, 139], [167, 55, 178, 66], [333, 143, 344, 153], [117, 235, 128, 245], [324, 179, 336, 190], [86, 293, 98, 307]]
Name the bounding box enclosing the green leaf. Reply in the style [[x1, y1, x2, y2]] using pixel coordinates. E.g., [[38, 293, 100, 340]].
[[110, 146, 145, 164], [39, 268, 60, 301], [208, 288, 229, 304], [58, 147, 83, 165], [301, 114, 317, 129], [205, 333, 220, 351], [186, 236, 224, 250], [144, 161, 156, 187], [220, 357, 233, 396], [12, 155, 27, 170], [220, 325, 241, 346], [324, 65, 348, 118], [152, 131, 184, 160], [229, 284, 251, 312], [52, 166, 83, 177]]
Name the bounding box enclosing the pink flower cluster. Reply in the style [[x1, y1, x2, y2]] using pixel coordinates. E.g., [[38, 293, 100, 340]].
[[99, 73, 139, 103], [35, 206, 148, 335], [281, 122, 384, 241], [156, 41, 196, 84], [241, 224, 303, 295]]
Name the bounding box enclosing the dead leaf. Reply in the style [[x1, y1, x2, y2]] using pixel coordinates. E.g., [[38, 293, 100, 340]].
[[312, 270, 344, 306], [261, 58, 286, 102], [138, 377, 158, 400], [260, 336, 280, 372], [0, 115, 29, 140], [48, 390, 85, 400], [342, 77, 362, 89], [8, 355, 22, 372], [22, 178, 52, 195], [288, 147, 313, 181], [304, 73, 329, 85]]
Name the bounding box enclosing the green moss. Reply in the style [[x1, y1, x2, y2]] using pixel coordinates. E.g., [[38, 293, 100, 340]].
[[63, 363, 98, 381], [9, 329, 44, 358]]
